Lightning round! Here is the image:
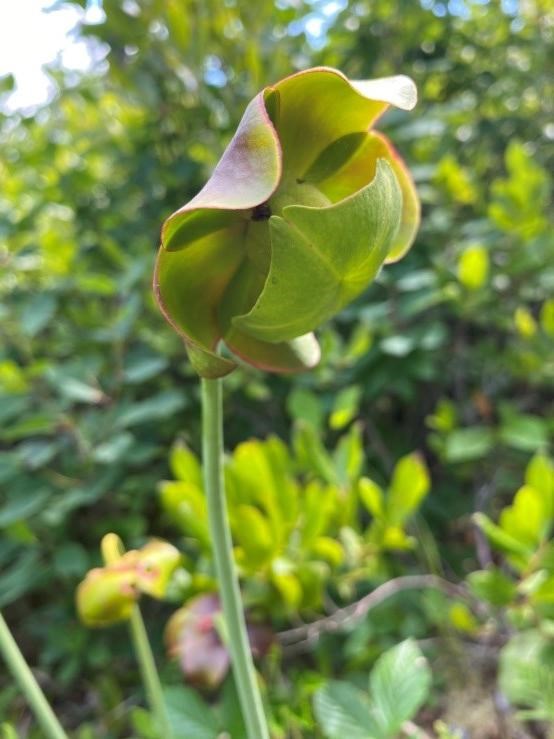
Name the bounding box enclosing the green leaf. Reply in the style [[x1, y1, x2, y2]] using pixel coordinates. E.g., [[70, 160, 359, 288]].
[[164, 686, 220, 739], [115, 390, 185, 428], [20, 293, 57, 336], [159, 481, 210, 547], [0, 724, 19, 739], [92, 433, 134, 464], [457, 244, 489, 290], [333, 422, 364, 484], [233, 160, 402, 342], [314, 641, 432, 739], [0, 550, 42, 607], [369, 639, 432, 736], [499, 413, 548, 452], [499, 484, 551, 549], [359, 477, 385, 519], [525, 452, 553, 501], [57, 378, 105, 404], [293, 422, 337, 484], [123, 355, 168, 384], [467, 568, 517, 606], [313, 681, 376, 739], [271, 564, 302, 608], [386, 453, 430, 526], [0, 489, 51, 527], [499, 631, 554, 721], [472, 513, 532, 563], [170, 442, 203, 487], [330, 385, 362, 430], [232, 505, 274, 567], [444, 427, 494, 463], [287, 387, 325, 429]]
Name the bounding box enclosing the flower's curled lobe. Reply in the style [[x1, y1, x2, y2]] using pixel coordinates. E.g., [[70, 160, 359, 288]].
[[154, 67, 419, 377]]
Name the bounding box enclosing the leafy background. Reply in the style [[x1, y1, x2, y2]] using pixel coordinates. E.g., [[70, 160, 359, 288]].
[[1, 0, 553, 737]]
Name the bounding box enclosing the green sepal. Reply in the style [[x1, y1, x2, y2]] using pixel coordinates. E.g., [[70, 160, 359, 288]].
[[233, 159, 401, 343], [186, 342, 237, 379]]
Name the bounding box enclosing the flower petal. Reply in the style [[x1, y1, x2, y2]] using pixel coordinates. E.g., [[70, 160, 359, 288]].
[[161, 91, 282, 251], [225, 328, 321, 373], [269, 67, 416, 177], [154, 223, 246, 377], [316, 131, 420, 262], [233, 160, 402, 343], [76, 567, 138, 627]]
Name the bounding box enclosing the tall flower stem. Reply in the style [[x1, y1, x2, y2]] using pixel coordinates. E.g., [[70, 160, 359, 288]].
[[129, 605, 173, 738], [0, 611, 68, 739], [101, 533, 173, 738], [201, 377, 270, 739]]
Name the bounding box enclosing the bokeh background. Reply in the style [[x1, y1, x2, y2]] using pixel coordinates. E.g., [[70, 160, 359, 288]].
[[1, 0, 553, 737]]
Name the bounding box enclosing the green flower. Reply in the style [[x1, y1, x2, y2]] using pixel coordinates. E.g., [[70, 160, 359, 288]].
[[76, 536, 181, 627], [154, 67, 419, 377]]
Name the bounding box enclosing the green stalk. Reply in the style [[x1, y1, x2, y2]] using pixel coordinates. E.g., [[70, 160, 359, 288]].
[[128, 605, 174, 738], [101, 534, 173, 738], [201, 377, 270, 739], [0, 611, 68, 739]]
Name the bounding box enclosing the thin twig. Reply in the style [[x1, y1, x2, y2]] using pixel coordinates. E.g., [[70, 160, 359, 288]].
[[473, 479, 495, 569], [278, 575, 466, 648]]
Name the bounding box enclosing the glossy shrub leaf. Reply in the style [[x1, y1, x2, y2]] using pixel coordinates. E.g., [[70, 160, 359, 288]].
[[386, 453, 430, 526], [444, 427, 494, 463], [473, 513, 533, 566], [525, 453, 553, 515], [499, 484, 551, 550], [467, 568, 517, 606], [457, 244, 489, 290], [170, 442, 203, 487], [329, 386, 362, 430]]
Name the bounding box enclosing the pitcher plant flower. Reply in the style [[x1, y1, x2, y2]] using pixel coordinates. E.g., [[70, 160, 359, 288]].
[[76, 536, 181, 627], [154, 66, 419, 377]]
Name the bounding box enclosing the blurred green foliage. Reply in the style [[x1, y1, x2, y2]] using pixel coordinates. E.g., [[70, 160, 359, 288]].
[[1, 0, 553, 736], [160, 430, 429, 614]]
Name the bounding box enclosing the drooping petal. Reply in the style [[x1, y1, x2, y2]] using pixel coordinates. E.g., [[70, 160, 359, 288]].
[[161, 92, 282, 251], [134, 540, 181, 599], [315, 131, 420, 262], [76, 566, 138, 627], [268, 67, 416, 178], [154, 91, 284, 377], [233, 160, 401, 343], [154, 223, 246, 377], [225, 327, 321, 373]]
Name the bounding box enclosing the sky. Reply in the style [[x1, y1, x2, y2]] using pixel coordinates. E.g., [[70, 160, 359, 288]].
[[0, 0, 104, 110], [0, 0, 519, 110]]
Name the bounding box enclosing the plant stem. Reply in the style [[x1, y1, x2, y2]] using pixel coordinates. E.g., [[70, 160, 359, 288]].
[[201, 377, 270, 739], [0, 611, 68, 739], [101, 534, 172, 738], [129, 605, 174, 738]]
